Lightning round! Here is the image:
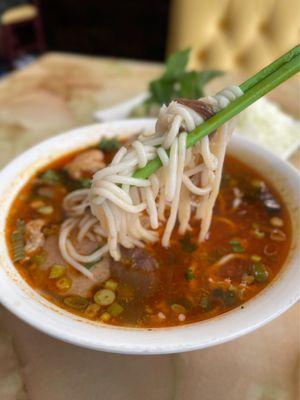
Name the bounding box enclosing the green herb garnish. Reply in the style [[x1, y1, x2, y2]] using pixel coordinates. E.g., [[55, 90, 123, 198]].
[[99, 137, 120, 152], [213, 288, 237, 306], [131, 49, 222, 116], [39, 169, 63, 185], [77, 178, 91, 188], [83, 261, 98, 269], [200, 296, 212, 311], [229, 239, 245, 253], [251, 263, 269, 283], [184, 267, 196, 281], [180, 235, 197, 253], [31, 250, 48, 266]]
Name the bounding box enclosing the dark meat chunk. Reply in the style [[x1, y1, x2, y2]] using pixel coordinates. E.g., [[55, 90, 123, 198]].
[[176, 99, 215, 120], [110, 247, 159, 298]]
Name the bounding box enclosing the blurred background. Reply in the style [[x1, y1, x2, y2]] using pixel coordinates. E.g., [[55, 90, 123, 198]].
[[0, 0, 299, 73]]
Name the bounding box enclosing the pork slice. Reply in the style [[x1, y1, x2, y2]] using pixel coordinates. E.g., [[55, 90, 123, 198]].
[[67, 258, 110, 297], [25, 219, 45, 254], [64, 149, 105, 180]]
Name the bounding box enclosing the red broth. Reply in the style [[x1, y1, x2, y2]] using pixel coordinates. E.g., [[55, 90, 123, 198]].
[[6, 143, 292, 328]]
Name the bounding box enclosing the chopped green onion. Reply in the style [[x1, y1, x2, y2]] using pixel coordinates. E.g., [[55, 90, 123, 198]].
[[107, 303, 124, 317], [31, 251, 48, 266], [99, 137, 120, 152], [230, 239, 245, 253], [85, 303, 101, 317], [251, 254, 262, 263], [200, 296, 212, 310], [180, 235, 197, 253], [49, 264, 67, 279], [171, 304, 186, 314], [94, 289, 115, 306], [100, 312, 111, 322], [56, 277, 72, 291], [253, 228, 265, 239], [39, 169, 62, 184], [11, 219, 25, 262], [104, 279, 118, 291], [37, 206, 53, 215], [63, 295, 89, 310], [184, 267, 196, 281], [251, 263, 269, 283]]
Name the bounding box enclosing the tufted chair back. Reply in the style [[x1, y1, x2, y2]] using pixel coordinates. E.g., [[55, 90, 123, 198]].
[[167, 0, 300, 72]]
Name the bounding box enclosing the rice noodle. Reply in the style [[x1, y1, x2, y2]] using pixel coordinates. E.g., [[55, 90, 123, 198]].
[[59, 86, 243, 278]]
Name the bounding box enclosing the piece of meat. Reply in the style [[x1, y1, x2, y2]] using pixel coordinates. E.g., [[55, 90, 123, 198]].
[[110, 247, 159, 298], [25, 219, 45, 254], [67, 258, 111, 297], [64, 149, 105, 180], [176, 99, 215, 120]]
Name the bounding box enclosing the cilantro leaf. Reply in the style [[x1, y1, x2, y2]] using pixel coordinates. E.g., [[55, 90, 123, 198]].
[[162, 48, 190, 80], [99, 137, 120, 152], [185, 268, 196, 281], [230, 239, 245, 253]]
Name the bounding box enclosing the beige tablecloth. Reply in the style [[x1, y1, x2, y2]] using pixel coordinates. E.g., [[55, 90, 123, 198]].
[[0, 53, 299, 400]]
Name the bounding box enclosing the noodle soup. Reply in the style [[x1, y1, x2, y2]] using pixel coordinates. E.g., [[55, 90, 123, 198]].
[[6, 139, 291, 328]]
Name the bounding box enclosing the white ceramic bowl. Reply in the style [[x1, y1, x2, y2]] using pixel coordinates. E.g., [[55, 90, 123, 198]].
[[0, 119, 299, 354]]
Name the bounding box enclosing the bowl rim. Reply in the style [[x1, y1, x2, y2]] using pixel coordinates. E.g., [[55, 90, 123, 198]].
[[0, 119, 299, 354]]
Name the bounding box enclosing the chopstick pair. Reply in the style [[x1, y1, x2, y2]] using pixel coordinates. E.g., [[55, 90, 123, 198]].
[[133, 45, 300, 180]]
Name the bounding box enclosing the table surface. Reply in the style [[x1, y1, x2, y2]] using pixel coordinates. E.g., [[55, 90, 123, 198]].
[[0, 52, 299, 400]]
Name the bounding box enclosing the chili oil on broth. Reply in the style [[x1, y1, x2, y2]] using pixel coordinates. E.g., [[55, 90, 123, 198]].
[[6, 141, 292, 328]]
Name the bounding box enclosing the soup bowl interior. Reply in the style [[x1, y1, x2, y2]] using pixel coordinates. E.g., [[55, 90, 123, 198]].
[[0, 119, 299, 354]]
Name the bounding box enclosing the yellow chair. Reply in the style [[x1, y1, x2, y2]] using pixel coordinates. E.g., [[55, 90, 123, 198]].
[[167, 0, 300, 71]]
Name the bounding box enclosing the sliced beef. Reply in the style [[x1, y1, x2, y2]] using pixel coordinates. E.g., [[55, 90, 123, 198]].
[[25, 219, 45, 254], [176, 99, 215, 120], [110, 247, 160, 298], [67, 258, 111, 297], [64, 149, 105, 179]]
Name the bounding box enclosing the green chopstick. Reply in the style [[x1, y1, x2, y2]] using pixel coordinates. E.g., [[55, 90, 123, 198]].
[[240, 44, 300, 92], [133, 46, 300, 180]]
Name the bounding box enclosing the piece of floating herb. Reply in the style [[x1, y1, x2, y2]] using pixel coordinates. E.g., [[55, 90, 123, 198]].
[[99, 137, 120, 152], [230, 239, 245, 253], [49, 264, 67, 279], [39, 169, 63, 184], [184, 267, 196, 281], [213, 288, 237, 306], [107, 303, 124, 317], [77, 178, 91, 188], [83, 261, 98, 269], [11, 219, 25, 262], [180, 235, 197, 253], [31, 250, 48, 266], [251, 263, 269, 283], [63, 295, 89, 310], [200, 296, 212, 311], [94, 289, 115, 306]]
